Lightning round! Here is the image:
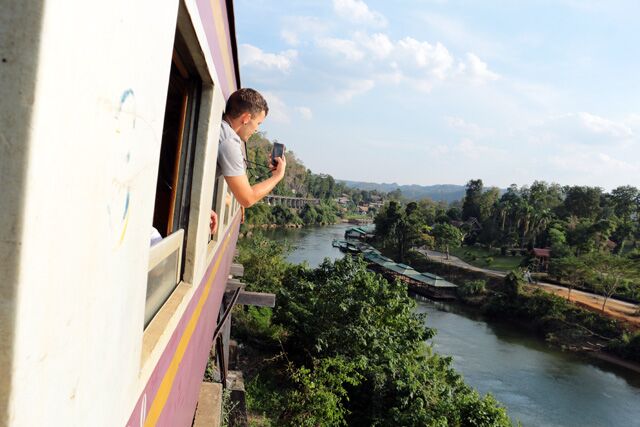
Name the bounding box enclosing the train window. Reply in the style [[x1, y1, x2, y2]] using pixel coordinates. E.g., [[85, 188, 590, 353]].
[[146, 30, 202, 327], [152, 48, 201, 237]]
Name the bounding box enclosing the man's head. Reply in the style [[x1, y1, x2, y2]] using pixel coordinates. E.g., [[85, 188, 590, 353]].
[[224, 88, 269, 142]]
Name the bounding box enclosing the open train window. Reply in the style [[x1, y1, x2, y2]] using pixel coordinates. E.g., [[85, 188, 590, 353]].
[[146, 30, 202, 327]]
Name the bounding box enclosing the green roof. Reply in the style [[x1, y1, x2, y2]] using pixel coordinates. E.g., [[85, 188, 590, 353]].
[[346, 242, 456, 288]]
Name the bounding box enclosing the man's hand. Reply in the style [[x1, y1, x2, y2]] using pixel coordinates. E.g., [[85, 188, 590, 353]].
[[224, 154, 287, 208], [210, 210, 218, 234], [271, 155, 287, 180]]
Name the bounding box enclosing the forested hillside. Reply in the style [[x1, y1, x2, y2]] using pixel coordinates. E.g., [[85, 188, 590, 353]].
[[242, 133, 388, 226], [341, 180, 469, 202]]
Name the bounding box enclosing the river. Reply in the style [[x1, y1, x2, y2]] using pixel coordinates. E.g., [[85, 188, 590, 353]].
[[263, 223, 640, 427]]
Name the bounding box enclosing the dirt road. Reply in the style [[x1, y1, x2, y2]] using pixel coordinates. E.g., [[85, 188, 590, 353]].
[[417, 249, 640, 328]]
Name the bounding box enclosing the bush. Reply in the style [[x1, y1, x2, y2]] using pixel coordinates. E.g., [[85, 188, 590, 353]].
[[458, 279, 487, 298], [503, 270, 523, 299], [485, 256, 494, 266], [607, 331, 640, 363]]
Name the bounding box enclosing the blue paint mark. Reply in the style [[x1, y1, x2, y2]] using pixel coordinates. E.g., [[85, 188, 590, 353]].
[[119, 89, 135, 111], [122, 191, 130, 220], [119, 88, 136, 129]]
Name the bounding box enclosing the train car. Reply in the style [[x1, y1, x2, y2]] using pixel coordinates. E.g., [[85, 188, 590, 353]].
[[1, 0, 245, 425]]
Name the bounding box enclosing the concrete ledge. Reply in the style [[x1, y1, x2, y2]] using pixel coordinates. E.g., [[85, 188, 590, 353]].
[[194, 382, 223, 427], [230, 263, 244, 277]]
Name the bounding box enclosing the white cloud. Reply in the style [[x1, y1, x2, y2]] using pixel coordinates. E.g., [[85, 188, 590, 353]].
[[354, 32, 394, 59], [281, 29, 299, 46], [281, 16, 329, 39], [333, 0, 387, 27], [579, 112, 633, 139], [549, 150, 639, 177], [396, 38, 454, 80], [446, 117, 493, 138], [262, 92, 290, 124], [295, 106, 313, 120], [420, 12, 503, 60], [465, 53, 500, 83], [543, 112, 634, 145], [625, 113, 640, 126], [239, 44, 297, 72], [335, 79, 375, 102], [316, 37, 365, 62], [454, 138, 500, 160]]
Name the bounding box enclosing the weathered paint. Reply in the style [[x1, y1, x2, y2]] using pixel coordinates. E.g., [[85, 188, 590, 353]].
[[127, 213, 241, 427]]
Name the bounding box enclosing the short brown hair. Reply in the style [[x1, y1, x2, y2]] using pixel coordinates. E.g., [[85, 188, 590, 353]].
[[224, 88, 269, 119]]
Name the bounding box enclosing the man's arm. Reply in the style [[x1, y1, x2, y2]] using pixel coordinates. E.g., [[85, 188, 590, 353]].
[[225, 156, 286, 208]]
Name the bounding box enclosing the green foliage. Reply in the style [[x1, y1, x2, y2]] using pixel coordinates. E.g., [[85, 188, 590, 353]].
[[237, 232, 290, 293], [221, 388, 238, 427], [246, 373, 283, 426], [271, 205, 301, 226], [272, 256, 510, 426], [462, 179, 484, 222], [584, 253, 637, 310], [245, 203, 274, 225], [607, 331, 640, 363], [374, 201, 430, 262], [237, 241, 511, 426], [280, 357, 363, 427], [458, 279, 487, 298], [244, 131, 387, 225], [503, 270, 523, 299], [548, 255, 588, 299], [233, 306, 287, 344], [299, 203, 319, 225], [432, 223, 464, 258], [484, 288, 621, 340]]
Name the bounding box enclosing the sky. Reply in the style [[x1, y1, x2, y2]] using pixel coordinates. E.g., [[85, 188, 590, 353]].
[[233, 0, 640, 190]]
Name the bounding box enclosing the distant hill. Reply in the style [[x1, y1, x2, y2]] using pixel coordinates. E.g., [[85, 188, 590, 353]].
[[340, 180, 467, 203]]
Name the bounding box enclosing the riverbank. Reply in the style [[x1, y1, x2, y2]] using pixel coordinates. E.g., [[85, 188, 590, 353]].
[[403, 250, 640, 372]]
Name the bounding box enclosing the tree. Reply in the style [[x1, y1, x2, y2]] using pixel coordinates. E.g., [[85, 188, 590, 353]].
[[237, 232, 290, 293], [503, 270, 523, 299], [462, 179, 483, 221], [394, 202, 427, 262], [549, 256, 587, 301], [273, 256, 510, 426], [610, 185, 639, 220], [299, 203, 319, 225], [271, 205, 298, 225], [479, 187, 500, 223], [586, 254, 634, 312], [432, 223, 463, 260], [559, 186, 602, 220], [374, 201, 403, 247]]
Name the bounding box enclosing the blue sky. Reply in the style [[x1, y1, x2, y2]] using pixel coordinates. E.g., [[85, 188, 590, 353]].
[[234, 0, 640, 190]]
